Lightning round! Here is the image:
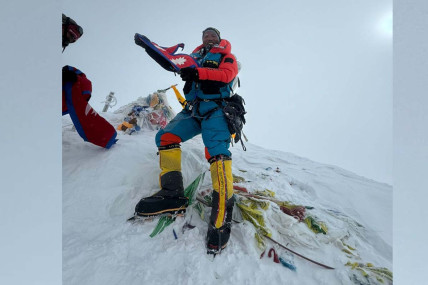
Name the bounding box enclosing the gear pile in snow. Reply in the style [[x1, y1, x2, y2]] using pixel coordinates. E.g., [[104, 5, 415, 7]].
[[116, 91, 176, 134]]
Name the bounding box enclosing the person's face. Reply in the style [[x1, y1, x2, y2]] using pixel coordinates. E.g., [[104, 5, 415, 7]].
[[202, 30, 220, 47]]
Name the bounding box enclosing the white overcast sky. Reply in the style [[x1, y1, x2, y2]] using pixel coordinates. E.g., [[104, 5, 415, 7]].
[[62, 0, 393, 184]]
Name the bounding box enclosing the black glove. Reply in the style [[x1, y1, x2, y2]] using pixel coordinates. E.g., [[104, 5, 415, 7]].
[[180, 67, 199, 81], [62, 14, 83, 48], [134, 34, 144, 47], [62, 66, 77, 84]]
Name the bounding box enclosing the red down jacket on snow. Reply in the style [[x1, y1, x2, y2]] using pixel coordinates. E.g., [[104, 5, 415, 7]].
[[62, 66, 117, 149]]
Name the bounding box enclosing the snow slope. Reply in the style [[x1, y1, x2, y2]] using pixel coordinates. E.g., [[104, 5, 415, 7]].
[[63, 105, 392, 285]]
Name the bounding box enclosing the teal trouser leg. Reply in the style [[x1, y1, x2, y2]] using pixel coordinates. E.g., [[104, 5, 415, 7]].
[[156, 109, 202, 147], [201, 108, 231, 158]]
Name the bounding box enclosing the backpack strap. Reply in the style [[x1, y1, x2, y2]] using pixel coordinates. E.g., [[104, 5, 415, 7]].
[[194, 98, 224, 120]]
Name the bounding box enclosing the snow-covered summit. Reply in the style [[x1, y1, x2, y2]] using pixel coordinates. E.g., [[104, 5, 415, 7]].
[[62, 97, 392, 285]]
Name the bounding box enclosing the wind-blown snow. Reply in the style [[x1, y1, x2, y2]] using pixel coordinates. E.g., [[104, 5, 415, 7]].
[[63, 104, 392, 285]]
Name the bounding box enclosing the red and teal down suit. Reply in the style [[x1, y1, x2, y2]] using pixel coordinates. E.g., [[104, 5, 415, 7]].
[[151, 39, 239, 252], [155, 39, 238, 158]]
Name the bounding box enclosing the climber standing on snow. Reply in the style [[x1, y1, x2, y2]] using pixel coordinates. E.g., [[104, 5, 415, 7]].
[[135, 27, 239, 254]]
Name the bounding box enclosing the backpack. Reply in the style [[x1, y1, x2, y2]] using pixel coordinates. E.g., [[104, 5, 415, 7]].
[[223, 93, 247, 150], [222, 58, 246, 149]]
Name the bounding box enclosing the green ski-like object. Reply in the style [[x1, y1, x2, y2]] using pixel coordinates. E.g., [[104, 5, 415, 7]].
[[149, 171, 206, 237]]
